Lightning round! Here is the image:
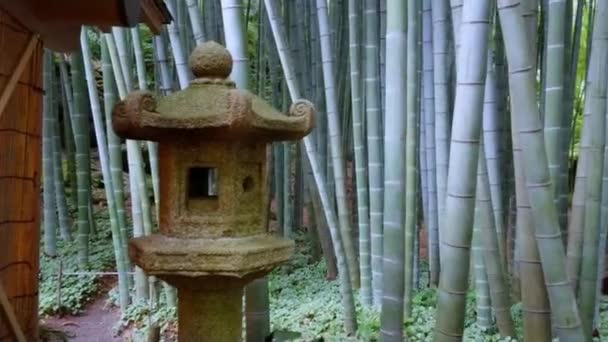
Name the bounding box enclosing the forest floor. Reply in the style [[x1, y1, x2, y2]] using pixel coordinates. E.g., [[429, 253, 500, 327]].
[[41, 292, 121, 342]]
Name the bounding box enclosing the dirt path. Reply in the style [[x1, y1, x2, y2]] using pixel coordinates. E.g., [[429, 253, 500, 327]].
[[41, 294, 122, 342]]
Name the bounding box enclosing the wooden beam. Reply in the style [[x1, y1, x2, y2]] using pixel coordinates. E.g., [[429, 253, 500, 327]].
[[0, 282, 26, 342], [0, 33, 38, 116]]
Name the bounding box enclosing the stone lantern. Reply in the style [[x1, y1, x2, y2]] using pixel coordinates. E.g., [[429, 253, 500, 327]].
[[112, 41, 314, 341]]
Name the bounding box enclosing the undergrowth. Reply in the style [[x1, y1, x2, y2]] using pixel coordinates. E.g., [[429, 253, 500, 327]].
[[269, 259, 520, 341], [39, 211, 116, 316], [40, 220, 608, 341]]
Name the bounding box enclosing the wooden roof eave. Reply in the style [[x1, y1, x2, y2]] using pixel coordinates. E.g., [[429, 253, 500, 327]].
[[0, 0, 171, 51]]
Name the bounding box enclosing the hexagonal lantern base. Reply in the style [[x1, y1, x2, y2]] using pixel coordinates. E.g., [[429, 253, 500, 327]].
[[128, 234, 294, 341]]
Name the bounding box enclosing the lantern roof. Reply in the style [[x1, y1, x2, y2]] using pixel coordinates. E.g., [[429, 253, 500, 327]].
[[112, 41, 315, 143]]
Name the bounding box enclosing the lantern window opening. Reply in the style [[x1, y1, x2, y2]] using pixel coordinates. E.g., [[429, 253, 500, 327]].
[[188, 167, 219, 199], [242, 176, 254, 193]]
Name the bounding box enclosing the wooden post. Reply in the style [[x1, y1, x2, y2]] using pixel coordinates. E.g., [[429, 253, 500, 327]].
[[0, 284, 26, 342], [0, 11, 43, 342]]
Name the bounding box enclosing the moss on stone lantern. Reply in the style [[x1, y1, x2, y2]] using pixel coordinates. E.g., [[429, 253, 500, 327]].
[[112, 41, 315, 341]]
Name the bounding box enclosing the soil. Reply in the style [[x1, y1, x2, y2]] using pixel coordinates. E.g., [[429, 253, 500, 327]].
[[41, 278, 122, 342], [41, 294, 121, 342]]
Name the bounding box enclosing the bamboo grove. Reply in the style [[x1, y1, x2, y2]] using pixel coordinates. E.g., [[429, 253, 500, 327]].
[[38, 0, 608, 340]]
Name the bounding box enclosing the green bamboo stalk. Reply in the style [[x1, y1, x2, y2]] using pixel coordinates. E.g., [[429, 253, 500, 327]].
[[42, 50, 58, 257], [522, 0, 539, 59], [379, 0, 386, 121], [404, 0, 420, 319], [476, 146, 515, 337], [165, 0, 192, 89], [379, 0, 407, 338], [472, 207, 492, 330], [423, 0, 440, 288], [215, 0, 225, 44], [50, 60, 71, 241], [308, 4, 328, 187], [57, 59, 78, 211], [131, 26, 161, 216], [543, 0, 566, 213], [245, 278, 270, 341], [127, 143, 150, 302], [203, 0, 214, 41], [282, 142, 293, 238], [347, 0, 372, 307], [100, 39, 129, 264], [100, 39, 133, 299], [510, 78, 551, 340], [449, 0, 463, 59], [264, 0, 357, 332], [221, 0, 248, 87], [176, 0, 189, 52], [433, 2, 491, 340], [364, 0, 384, 304], [316, 0, 360, 289], [482, 51, 507, 271], [559, 0, 585, 243], [111, 28, 134, 92], [566, 5, 596, 295], [578, 1, 608, 335], [153, 34, 174, 96], [186, 0, 206, 44], [69, 51, 91, 268], [595, 102, 608, 329], [497, 1, 585, 340], [81, 28, 130, 311], [432, 0, 451, 275], [420, 104, 430, 264]]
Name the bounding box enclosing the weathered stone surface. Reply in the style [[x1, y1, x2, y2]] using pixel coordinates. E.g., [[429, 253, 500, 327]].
[[112, 41, 314, 341], [128, 234, 294, 279], [157, 140, 268, 239], [178, 287, 243, 341], [188, 41, 233, 79], [111, 42, 315, 142]]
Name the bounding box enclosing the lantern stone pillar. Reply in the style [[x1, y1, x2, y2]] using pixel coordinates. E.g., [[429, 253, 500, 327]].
[[112, 41, 315, 341]]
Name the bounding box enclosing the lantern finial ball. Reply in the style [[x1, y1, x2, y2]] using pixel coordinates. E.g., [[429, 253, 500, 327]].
[[189, 41, 233, 79]]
